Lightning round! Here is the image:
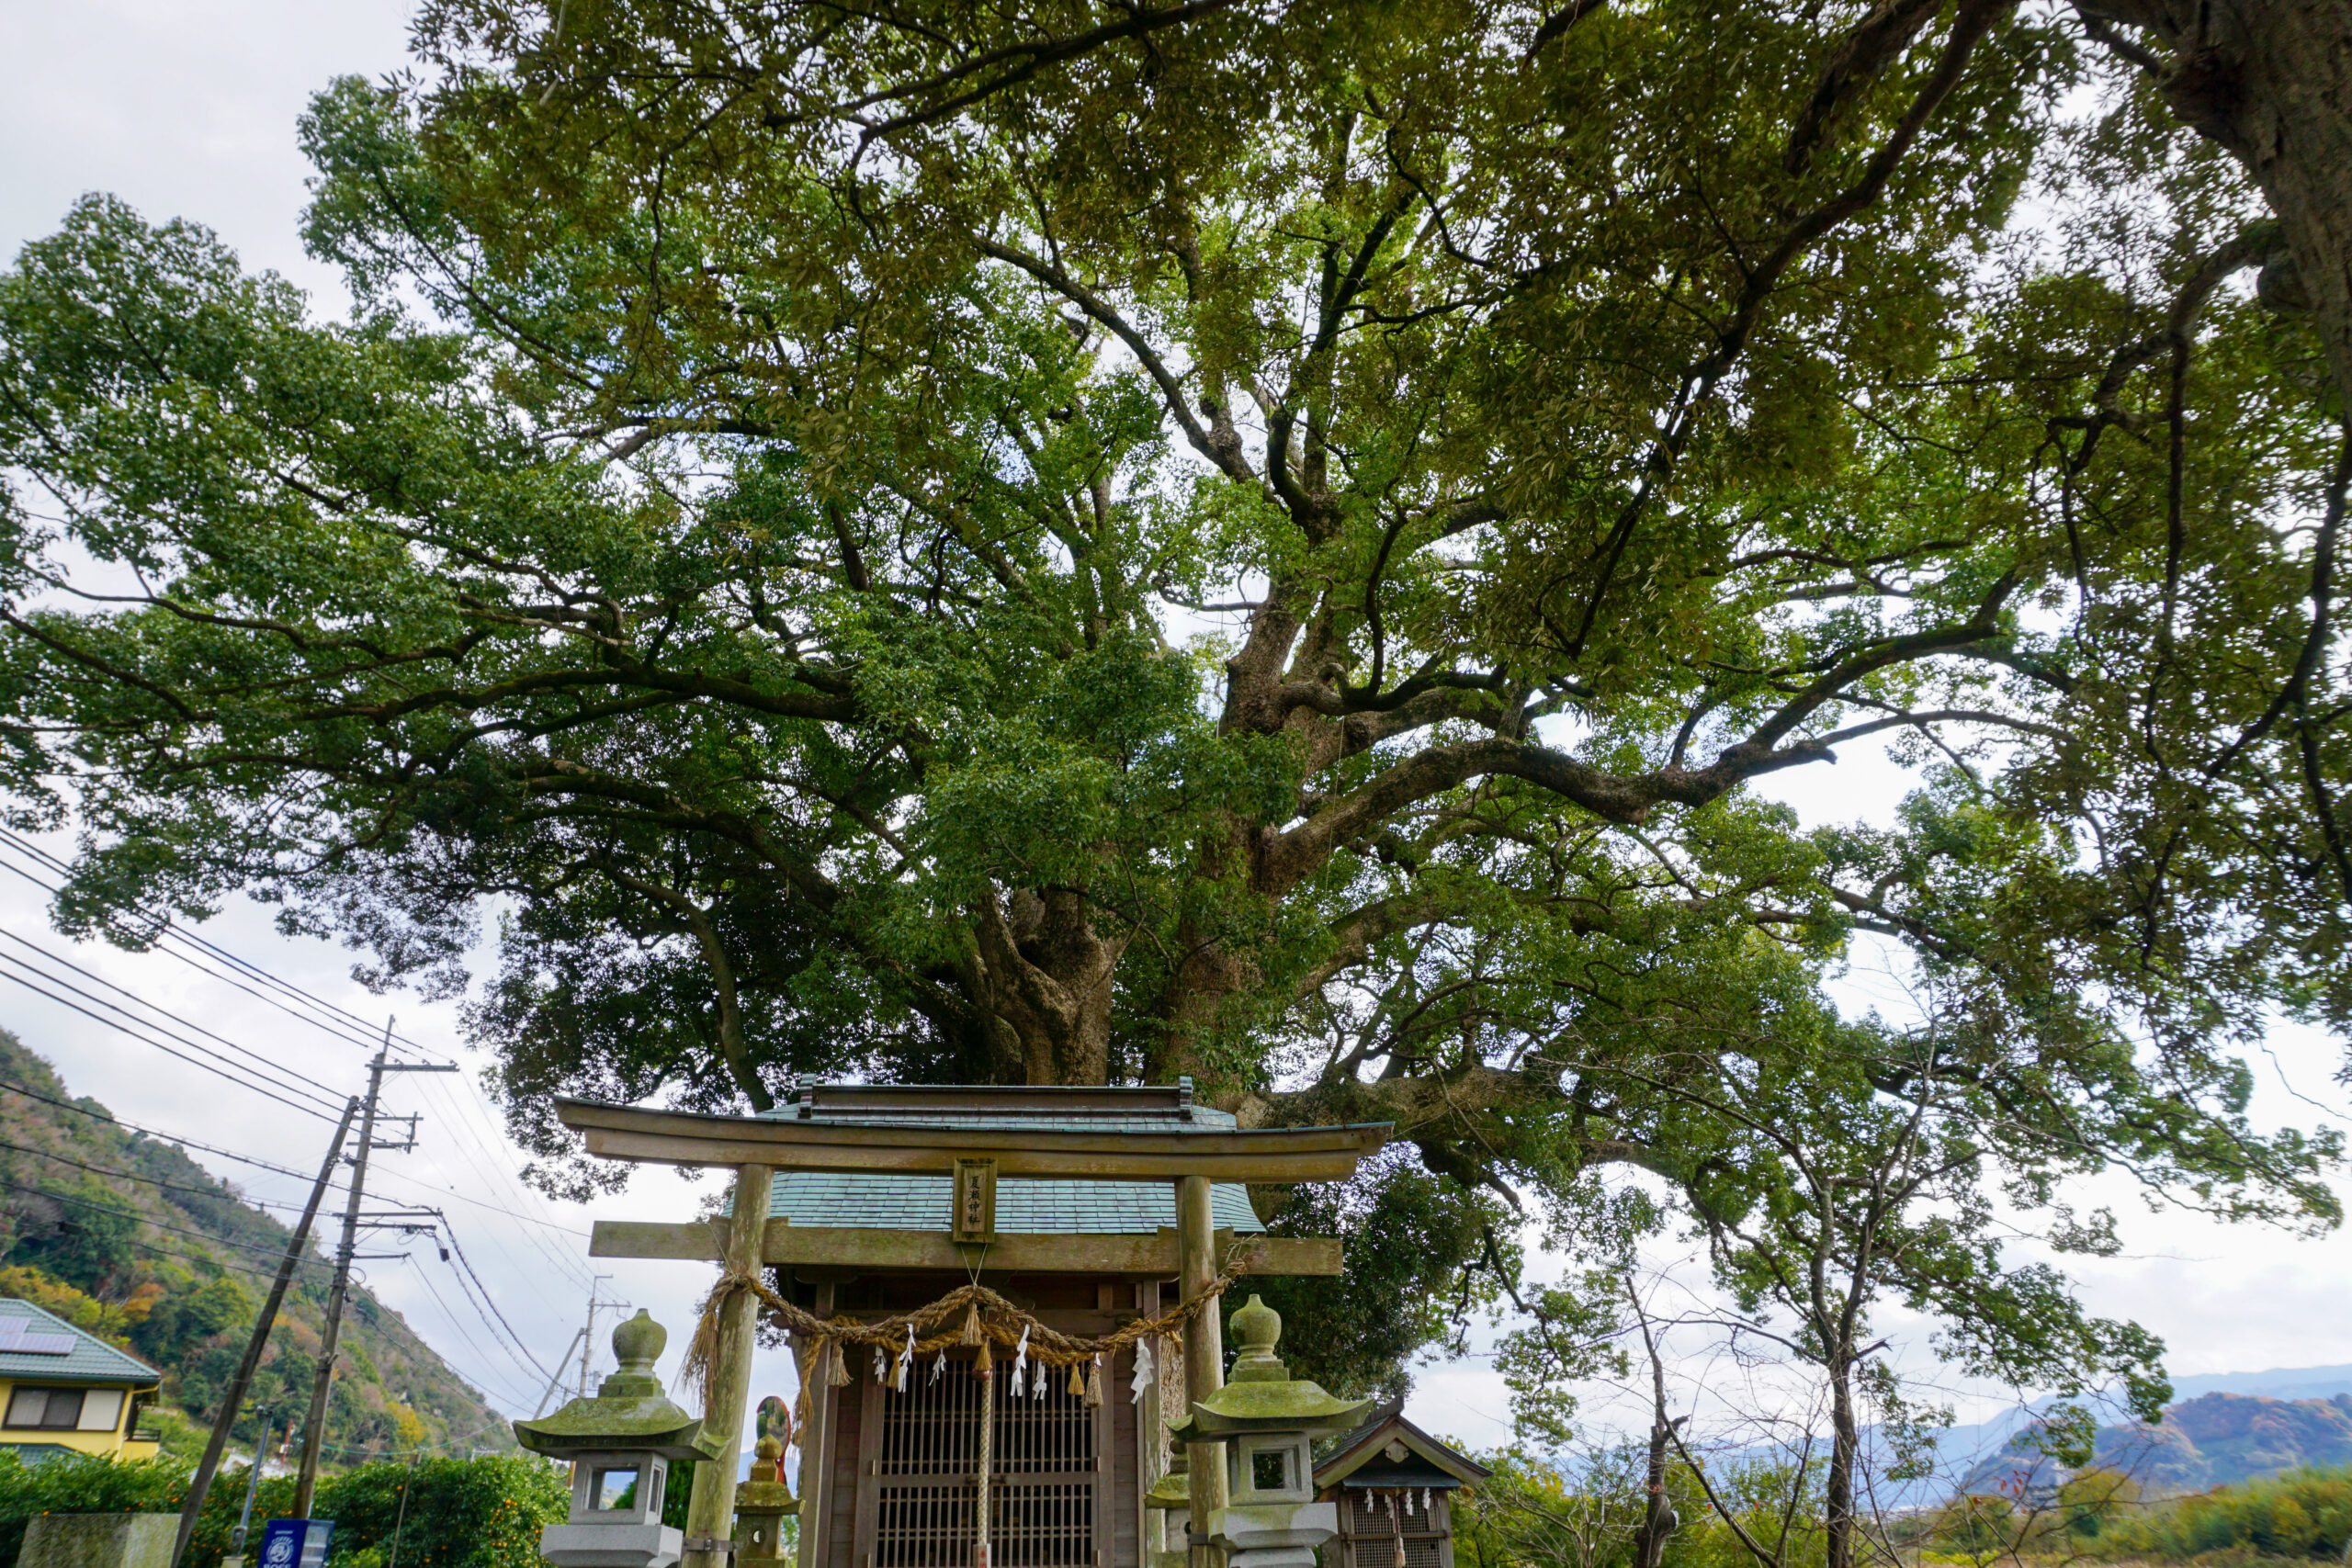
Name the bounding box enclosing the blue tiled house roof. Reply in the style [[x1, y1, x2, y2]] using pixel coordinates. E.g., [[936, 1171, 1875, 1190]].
[[750, 1079, 1269, 1235], [0, 1300, 160, 1385]]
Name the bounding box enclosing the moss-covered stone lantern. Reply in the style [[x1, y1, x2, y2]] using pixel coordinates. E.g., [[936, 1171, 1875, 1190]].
[[1167, 1295, 1372, 1568], [734, 1432, 798, 1565], [514, 1310, 721, 1568], [1144, 1447, 1192, 1568]]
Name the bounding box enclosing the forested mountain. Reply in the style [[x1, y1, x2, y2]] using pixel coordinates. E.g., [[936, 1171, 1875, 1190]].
[[2094, 1395, 2352, 1494], [0, 1032, 511, 1461], [1966, 1393, 2352, 1499]]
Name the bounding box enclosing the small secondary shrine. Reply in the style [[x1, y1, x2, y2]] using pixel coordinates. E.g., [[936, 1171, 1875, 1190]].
[[568, 1079, 1392, 1568], [1313, 1405, 1489, 1568]]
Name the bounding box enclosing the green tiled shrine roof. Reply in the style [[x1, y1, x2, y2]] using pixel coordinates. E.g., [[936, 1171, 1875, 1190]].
[[0, 1300, 160, 1385], [754, 1078, 1238, 1134], [766, 1172, 1265, 1234], [753, 1080, 1269, 1235]]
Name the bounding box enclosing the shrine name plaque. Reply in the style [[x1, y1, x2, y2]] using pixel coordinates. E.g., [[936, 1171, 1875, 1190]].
[[953, 1157, 998, 1244]]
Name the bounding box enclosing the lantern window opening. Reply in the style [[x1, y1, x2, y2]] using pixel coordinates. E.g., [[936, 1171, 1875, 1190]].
[[596, 1466, 645, 1513]]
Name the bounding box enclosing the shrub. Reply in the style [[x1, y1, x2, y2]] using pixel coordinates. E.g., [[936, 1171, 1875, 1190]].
[[300, 1456, 569, 1568], [0, 1449, 569, 1568], [0, 1450, 190, 1564], [2113, 1466, 2352, 1562]]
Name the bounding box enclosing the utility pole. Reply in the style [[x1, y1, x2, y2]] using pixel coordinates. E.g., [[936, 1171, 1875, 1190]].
[[532, 1326, 588, 1419], [225, 1408, 274, 1568], [292, 1023, 458, 1520], [577, 1276, 623, 1398], [170, 1100, 358, 1568]]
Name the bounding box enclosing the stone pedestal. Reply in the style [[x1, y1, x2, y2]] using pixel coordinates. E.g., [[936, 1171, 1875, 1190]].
[[1216, 1501, 1340, 1568], [21, 1512, 176, 1568], [538, 1520, 685, 1568]]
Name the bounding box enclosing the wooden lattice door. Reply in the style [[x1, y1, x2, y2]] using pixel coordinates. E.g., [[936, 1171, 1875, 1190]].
[[854, 1359, 1108, 1568], [1339, 1491, 1450, 1568]]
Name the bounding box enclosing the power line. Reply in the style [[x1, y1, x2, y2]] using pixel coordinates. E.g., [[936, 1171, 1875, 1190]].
[[119, 1231, 325, 1284], [0, 1077, 591, 1238], [0, 957, 341, 1122], [0, 829, 450, 1064], [435, 1217, 557, 1382], [0, 840, 597, 1284], [410, 1073, 594, 1289], [0, 836, 605, 1344], [400, 1258, 536, 1414], [0, 1077, 323, 1179], [0, 1176, 328, 1265], [119, 1239, 529, 1440], [371, 1168, 592, 1240], [0, 1156, 535, 1440], [0, 928, 351, 1108], [0, 1135, 314, 1214], [434, 1243, 550, 1393]]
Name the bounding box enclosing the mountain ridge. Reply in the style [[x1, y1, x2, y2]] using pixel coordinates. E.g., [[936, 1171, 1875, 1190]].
[[1957, 1387, 2352, 1499], [0, 1030, 512, 1462]]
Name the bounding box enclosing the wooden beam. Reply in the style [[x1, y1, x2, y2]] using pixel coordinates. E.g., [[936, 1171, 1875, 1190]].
[[589, 1218, 1345, 1276], [1178, 1175, 1227, 1568], [556, 1099, 1388, 1180], [684, 1162, 772, 1568]]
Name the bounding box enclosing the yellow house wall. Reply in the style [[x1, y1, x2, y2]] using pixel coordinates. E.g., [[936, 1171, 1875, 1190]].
[[0, 1377, 161, 1461]]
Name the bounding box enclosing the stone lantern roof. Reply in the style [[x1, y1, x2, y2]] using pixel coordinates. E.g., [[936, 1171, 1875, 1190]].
[[514, 1310, 721, 1462], [1167, 1295, 1372, 1440]]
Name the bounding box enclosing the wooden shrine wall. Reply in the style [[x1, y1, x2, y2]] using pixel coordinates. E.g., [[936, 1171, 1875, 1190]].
[[806, 1280, 1149, 1568]]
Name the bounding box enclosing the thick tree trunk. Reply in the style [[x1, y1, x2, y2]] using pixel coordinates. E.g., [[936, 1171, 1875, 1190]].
[[2079, 0, 2352, 407], [1146, 917, 1256, 1085], [975, 886, 1123, 1084]]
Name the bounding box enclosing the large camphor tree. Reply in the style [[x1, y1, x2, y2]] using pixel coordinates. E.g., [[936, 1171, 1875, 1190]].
[[0, 0, 2346, 1440]]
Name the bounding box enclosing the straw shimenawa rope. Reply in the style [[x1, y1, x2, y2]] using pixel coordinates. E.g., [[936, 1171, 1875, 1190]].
[[684, 1244, 1255, 1430]]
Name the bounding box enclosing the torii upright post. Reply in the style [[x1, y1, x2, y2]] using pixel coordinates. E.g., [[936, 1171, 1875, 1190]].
[[684, 1161, 775, 1568], [1177, 1175, 1226, 1568]]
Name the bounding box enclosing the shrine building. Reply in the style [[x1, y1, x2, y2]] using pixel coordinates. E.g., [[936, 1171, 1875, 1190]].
[[570, 1079, 1393, 1568], [1314, 1404, 1489, 1568]]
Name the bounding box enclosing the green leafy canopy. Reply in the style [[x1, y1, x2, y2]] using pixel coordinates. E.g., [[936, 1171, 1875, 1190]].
[[0, 0, 2343, 1404]]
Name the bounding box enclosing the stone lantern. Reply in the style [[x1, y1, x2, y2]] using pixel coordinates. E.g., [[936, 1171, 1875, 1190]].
[[734, 1432, 799, 1565], [1167, 1295, 1372, 1568], [514, 1310, 721, 1568]]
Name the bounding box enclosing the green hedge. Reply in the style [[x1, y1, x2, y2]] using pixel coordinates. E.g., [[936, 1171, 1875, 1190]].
[[0, 1450, 568, 1568]]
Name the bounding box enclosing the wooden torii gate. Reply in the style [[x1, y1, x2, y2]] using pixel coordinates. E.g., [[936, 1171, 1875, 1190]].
[[560, 1088, 1391, 1568]]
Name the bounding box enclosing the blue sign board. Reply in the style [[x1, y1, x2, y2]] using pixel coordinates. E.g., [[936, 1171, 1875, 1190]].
[[258, 1518, 334, 1568]]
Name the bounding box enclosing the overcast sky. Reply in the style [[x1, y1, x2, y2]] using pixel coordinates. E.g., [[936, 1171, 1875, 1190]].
[[1, 0, 2347, 1467]]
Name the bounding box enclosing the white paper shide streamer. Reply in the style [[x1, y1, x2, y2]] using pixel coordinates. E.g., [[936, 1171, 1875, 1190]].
[[1129, 1337, 1155, 1404]]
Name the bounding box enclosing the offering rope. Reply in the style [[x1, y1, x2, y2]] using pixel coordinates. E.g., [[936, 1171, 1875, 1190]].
[[684, 1242, 1256, 1433]]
